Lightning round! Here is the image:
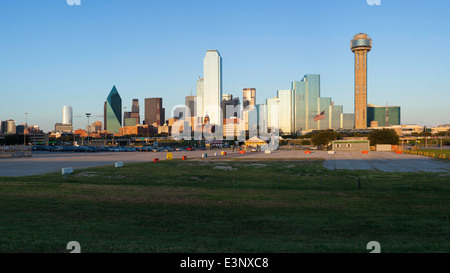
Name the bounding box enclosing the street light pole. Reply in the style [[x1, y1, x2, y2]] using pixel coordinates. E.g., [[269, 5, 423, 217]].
[[24, 112, 28, 146], [86, 113, 91, 146]]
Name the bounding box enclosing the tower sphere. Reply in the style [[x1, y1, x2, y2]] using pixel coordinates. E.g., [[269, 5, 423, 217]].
[[351, 33, 372, 52]]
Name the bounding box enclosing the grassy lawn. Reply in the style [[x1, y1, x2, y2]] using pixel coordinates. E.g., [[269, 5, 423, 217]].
[[0, 159, 449, 253]]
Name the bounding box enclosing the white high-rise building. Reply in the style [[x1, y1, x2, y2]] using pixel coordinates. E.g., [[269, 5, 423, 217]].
[[63, 106, 73, 125], [202, 50, 222, 126], [277, 89, 295, 135], [196, 77, 204, 123]]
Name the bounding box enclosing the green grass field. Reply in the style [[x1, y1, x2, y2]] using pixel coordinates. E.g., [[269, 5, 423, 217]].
[[0, 159, 449, 253]]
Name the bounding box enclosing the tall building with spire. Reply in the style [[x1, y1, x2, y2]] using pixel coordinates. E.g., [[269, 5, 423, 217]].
[[105, 85, 122, 134], [351, 33, 372, 129]]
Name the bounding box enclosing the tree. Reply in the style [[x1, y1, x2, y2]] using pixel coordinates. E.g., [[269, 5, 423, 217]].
[[311, 131, 339, 147], [301, 139, 311, 145], [368, 129, 399, 146]]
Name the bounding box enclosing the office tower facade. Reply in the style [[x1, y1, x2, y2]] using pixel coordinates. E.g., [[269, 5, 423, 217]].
[[291, 74, 354, 133], [317, 97, 332, 130], [292, 74, 320, 132], [277, 89, 295, 135], [367, 104, 401, 127], [243, 88, 256, 133], [103, 101, 107, 131], [266, 98, 280, 130], [124, 99, 140, 127], [1, 119, 16, 134], [62, 106, 73, 125], [196, 78, 204, 122], [248, 104, 268, 138], [221, 94, 240, 119], [145, 98, 165, 126], [243, 88, 256, 110], [132, 99, 139, 113], [185, 95, 196, 117], [54, 123, 73, 133], [203, 50, 223, 126], [342, 113, 355, 129], [351, 33, 372, 129], [105, 85, 122, 134]]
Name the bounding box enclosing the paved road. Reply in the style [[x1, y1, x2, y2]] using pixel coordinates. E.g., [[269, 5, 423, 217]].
[[0, 150, 238, 177], [1, 149, 449, 177], [225, 150, 450, 173]]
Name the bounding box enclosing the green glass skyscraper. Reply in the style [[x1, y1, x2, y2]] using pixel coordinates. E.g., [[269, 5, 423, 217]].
[[106, 85, 122, 134]]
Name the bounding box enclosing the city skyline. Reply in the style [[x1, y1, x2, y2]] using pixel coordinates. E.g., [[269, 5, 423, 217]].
[[1, 0, 449, 131]]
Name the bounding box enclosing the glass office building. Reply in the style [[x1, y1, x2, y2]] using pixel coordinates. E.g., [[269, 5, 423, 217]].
[[290, 74, 354, 132], [292, 74, 320, 132], [367, 105, 401, 127], [196, 78, 204, 122], [317, 97, 331, 130], [106, 86, 122, 134], [203, 50, 223, 126], [266, 98, 280, 131], [277, 89, 295, 135]]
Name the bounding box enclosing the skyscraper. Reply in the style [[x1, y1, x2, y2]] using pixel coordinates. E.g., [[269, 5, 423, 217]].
[[221, 94, 240, 119], [1, 119, 16, 134], [277, 89, 295, 135], [203, 50, 223, 126], [145, 98, 165, 126], [132, 99, 139, 113], [105, 85, 122, 134], [62, 106, 73, 125], [243, 88, 256, 110], [124, 99, 140, 126], [292, 74, 320, 132], [291, 74, 353, 133], [185, 95, 196, 117], [243, 88, 256, 133], [351, 33, 372, 129], [367, 104, 401, 127], [196, 77, 204, 122]]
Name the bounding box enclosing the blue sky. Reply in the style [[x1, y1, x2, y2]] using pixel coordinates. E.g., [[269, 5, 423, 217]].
[[0, 0, 449, 132]]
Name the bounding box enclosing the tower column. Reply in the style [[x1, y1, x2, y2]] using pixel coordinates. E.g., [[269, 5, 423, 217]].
[[351, 33, 372, 129]]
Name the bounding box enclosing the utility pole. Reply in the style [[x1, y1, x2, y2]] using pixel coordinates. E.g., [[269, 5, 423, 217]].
[[86, 113, 91, 146], [24, 112, 28, 146]]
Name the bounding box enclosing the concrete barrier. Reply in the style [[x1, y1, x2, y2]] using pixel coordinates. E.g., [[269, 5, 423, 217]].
[[115, 162, 124, 168]]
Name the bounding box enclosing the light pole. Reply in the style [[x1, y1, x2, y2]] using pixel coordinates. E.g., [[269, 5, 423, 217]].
[[86, 113, 91, 146], [24, 112, 28, 146]]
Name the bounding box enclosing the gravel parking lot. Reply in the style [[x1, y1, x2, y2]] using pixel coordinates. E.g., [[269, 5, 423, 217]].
[[1, 149, 449, 177]]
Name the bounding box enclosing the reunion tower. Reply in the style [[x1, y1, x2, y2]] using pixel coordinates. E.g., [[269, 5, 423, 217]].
[[351, 33, 372, 129]]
